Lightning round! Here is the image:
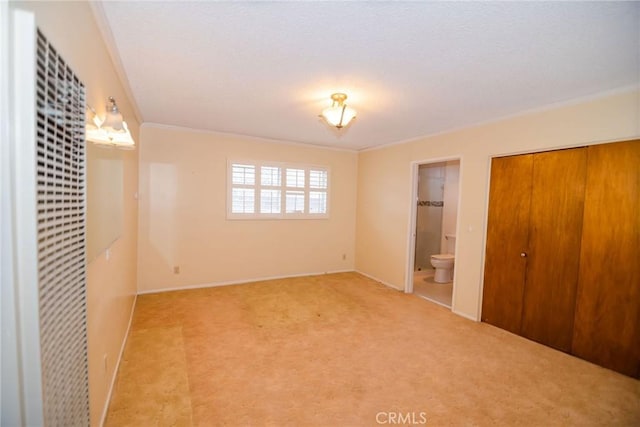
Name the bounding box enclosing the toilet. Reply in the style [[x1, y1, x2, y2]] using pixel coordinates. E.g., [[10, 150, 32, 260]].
[[430, 234, 456, 283]]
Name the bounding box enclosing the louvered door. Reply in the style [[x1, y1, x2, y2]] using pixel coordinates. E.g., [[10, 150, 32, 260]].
[[35, 29, 89, 425]]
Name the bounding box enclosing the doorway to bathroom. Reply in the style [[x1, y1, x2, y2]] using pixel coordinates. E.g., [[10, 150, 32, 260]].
[[406, 158, 461, 309]]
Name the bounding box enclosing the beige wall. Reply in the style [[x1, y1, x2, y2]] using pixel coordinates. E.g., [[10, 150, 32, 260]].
[[11, 1, 140, 425], [138, 125, 358, 293], [355, 89, 640, 320], [441, 161, 460, 254]]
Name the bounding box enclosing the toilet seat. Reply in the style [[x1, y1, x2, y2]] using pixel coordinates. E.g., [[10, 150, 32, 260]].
[[431, 254, 454, 260]]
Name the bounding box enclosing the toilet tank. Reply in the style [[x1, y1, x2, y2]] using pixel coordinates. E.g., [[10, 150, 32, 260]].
[[445, 234, 456, 255]]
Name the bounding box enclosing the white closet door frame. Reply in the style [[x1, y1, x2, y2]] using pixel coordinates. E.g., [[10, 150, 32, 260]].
[[1, 8, 45, 426], [0, 2, 24, 425]]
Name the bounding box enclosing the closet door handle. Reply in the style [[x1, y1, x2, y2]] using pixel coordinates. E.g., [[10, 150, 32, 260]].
[[520, 252, 528, 258]]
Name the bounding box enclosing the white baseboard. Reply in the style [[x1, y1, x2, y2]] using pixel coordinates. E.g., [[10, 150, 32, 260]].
[[452, 308, 479, 322], [354, 270, 403, 291], [415, 294, 452, 309], [99, 294, 137, 427], [137, 269, 356, 295]]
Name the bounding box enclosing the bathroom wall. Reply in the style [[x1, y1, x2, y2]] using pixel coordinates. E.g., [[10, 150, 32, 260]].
[[414, 163, 445, 270], [355, 88, 640, 321], [440, 161, 460, 254]]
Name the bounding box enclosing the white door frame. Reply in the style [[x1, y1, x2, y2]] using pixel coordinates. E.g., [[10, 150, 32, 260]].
[[1, 8, 45, 426], [405, 156, 463, 306], [0, 2, 20, 424]]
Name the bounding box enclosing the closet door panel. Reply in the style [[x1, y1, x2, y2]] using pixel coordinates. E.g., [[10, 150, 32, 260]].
[[521, 148, 587, 352], [572, 140, 640, 377], [482, 154, 533, 334]]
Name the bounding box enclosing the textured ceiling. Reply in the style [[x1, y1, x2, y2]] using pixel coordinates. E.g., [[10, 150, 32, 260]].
[[98, 1, 639, 150]]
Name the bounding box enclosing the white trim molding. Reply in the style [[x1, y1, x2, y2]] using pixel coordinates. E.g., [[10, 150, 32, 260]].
[[138, 270, 355, 295], [99, 295, 137, 427]]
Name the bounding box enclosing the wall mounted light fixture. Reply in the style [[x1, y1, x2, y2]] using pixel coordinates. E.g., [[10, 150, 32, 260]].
[[86, 97, 135, 150], [320, 93, 356, 129]]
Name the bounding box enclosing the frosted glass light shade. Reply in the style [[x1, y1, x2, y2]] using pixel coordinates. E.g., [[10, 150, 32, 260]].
[[101, 109, 124, 133], [85, 112, 102, 130], [320, 93, 357, 129], [86, 97, 135, 149], [321, 105, 357, 128]]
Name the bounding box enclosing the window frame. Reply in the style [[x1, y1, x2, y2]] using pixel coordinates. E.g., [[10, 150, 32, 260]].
[[227, 159, 330, 220]]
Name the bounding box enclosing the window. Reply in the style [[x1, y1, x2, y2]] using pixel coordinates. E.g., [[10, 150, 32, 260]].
[[228, 160, 329, 219], [230, 164, 256, 214]]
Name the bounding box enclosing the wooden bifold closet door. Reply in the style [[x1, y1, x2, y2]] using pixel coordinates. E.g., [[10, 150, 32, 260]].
[[571, 140, 640, 377], [482, 140, 640, 378], [482, 148, 586, 353], [481, 154, 533, 335], [520, 148, 587, 352]]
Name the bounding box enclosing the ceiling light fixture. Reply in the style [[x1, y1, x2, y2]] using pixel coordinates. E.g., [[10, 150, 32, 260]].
[[320, 93, 356, 129], [86, 97, 135, 150]]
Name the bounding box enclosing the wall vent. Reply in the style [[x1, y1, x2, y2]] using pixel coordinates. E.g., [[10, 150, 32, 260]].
[[35, 28, 89, 425]]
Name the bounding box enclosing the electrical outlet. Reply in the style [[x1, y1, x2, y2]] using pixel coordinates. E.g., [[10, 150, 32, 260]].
[[173, 266, 180, 274]]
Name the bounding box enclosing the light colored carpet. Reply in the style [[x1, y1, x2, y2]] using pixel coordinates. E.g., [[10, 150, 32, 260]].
[[105, 272, 640, 426]]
